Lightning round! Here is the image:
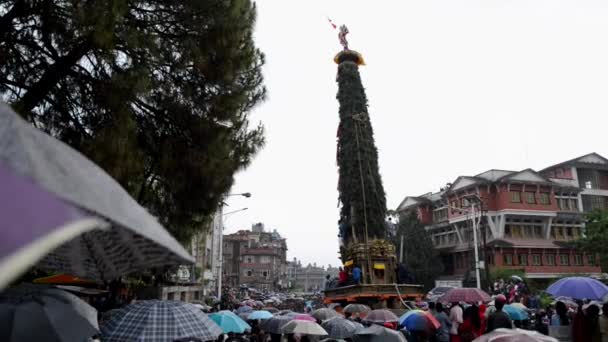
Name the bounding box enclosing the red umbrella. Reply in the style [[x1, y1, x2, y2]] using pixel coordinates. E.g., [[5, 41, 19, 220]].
[[439, 288, 491, 304]]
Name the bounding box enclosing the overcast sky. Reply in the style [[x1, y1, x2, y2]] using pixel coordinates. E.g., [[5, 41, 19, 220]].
[[225, 0, 608, 268]]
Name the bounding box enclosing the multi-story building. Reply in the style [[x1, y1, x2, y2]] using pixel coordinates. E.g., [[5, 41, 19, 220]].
[[222, 223, 288, 291], [287, 258, 339, 292], [397, 153, 607, 281]]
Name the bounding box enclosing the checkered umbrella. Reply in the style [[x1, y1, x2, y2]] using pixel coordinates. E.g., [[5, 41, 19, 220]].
[[321, 317, 361, 339], [100, 300, 222, 342], [313, 308, 342, 321]]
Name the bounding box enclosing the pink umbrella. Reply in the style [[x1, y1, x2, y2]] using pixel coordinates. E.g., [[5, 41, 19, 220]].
[[440, 288, 491, 304], [293, 314, 316, 322]]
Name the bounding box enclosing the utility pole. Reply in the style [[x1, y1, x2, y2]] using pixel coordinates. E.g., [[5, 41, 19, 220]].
[[399, 234, 404, 263], [471, 202, 481, 289]]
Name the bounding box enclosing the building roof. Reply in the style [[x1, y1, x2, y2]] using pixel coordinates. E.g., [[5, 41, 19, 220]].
[[540, 152, 608, 172], [475, 169, 515, 181]]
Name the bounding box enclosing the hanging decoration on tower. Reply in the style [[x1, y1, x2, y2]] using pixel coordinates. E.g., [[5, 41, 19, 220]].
[[327, 18, 365, 65]]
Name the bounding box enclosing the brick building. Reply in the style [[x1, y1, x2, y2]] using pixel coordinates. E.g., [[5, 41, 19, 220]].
[[397, 153, 608, 281], [222, 224, 288, 291]]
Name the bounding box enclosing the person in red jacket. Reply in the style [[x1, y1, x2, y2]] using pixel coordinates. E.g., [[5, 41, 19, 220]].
[[338, 267, 347, 286]]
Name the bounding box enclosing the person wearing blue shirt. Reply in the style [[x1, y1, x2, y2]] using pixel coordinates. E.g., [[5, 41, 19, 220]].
[[352, 265, 361, 284]]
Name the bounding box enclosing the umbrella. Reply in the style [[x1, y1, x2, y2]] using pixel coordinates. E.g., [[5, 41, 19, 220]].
[[0, 284, 98, 342], [344, 304, 371, 317], [321, 317, 361, 339], [364, 309, 399, 323], [0, 104, 194, 289], [101, 300, 222, 342], [293, 313, 316, 322], [439, 288, 491, 303], [328, 303, 343, 311], [259, 315, 293, 334], [278, 309, 293, 316], [237, 305, 253, 313], [502, 305, 529, 321], [354, 324, 407, 342], [247, 310, 273, 320], [262, 307, 279, 313], [313, 308, 342, 321], [473, 328, 557, 342], [281, 320, 328, 336], [509, 302, 527, 310], [398, 309, 441, 332], [511, 275, 524, 282], [33, 274, 97, 286], [209, 310, 251, 333], [547, 277, 608, 300]]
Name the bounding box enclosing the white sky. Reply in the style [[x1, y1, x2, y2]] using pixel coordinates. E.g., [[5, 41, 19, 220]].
[[225, 0, 608, 268]]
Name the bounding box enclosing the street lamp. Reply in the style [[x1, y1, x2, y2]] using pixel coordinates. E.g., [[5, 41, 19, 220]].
[[217, 193, 251, 308]]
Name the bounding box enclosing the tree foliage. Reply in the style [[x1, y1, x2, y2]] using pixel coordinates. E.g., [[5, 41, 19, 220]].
[[576, 210, 608, 270], [336, 59, 387, 242], [395, 211, 443, 290], [0, 0, 266, 243]]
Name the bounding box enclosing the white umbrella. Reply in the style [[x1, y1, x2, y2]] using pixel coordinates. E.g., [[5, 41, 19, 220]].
[[281, 320, 328, 336], [473, 328, 558, 342]]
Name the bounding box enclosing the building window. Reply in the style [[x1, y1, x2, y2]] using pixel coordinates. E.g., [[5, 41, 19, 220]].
[[574, 254, 582, 266], [546, 254, 555, 266], [569, 199, 578, 211], [503, 254, 513, 266], [539, 193, 550, 205], [526, 192, 536, 204], [532, 254, 541, 265], [246, 270, 252, 277], [247, 257, 253, 263], [566, 227, 573, 239], [559, 254, 569, 266], [518, 254, 527, 266], [511, 192, 521, 203], [462, 198, 470, 207], [588, 255, 596, 266], [262, 271, 268, 278], [585, 181, 593, 189]]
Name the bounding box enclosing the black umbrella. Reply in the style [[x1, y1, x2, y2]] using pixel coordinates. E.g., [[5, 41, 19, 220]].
[[0, 284, 98, 342]]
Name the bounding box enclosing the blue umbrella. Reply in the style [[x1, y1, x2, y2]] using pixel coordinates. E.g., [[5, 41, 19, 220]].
[[547, 277, 608, 300], [247, 310, 273, 320], [502, 304, 529, 321], [209, 310, 251, 333]]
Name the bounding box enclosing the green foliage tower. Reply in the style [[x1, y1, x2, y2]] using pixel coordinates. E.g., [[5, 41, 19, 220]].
[[334, 47, 397, 285], [335, 50, 387, 245]]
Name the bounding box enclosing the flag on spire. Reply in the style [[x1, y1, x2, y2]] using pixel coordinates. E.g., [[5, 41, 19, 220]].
[[327, 17, 337, 29]]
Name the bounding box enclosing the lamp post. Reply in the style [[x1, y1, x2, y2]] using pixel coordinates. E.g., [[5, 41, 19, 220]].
[[216, 192, 250, 308]]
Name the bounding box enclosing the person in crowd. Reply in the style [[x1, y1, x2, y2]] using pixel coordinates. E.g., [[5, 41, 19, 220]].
[[600, 303, 608, 342], [459, 305, 481, 342], [449, 302, 463, 342], [586, 304, 601, 342], [572, 303, 591, 342], [323, 274, 331, 290], [486, 294, 512, 333], [434, 302, 452, 342], [352, 265, 361, 285], [534, 310, 549, 335], [478, 303, 487, 333], [338, 267, 347, 286], [429, 301, 437, 315], [550, 301, 570, 326]]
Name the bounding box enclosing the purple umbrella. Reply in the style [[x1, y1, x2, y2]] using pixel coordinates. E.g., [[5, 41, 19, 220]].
[[547, 277, 608, 300], [0, 103, 193, 288], [0, 163, 103, 289]]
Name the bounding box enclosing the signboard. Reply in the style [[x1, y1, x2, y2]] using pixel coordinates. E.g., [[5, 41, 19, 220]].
[[435, 279, 462, 288]]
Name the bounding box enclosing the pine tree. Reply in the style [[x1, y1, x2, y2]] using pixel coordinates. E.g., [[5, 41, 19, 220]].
[[336, 52, 387, 243], [396, 211, 444, 290], [0, 0, 265, 243]]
